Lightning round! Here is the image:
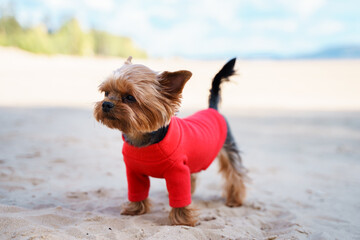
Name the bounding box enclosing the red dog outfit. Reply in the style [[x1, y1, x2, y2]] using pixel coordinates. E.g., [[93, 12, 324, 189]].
[[122, 108, 227, 208]]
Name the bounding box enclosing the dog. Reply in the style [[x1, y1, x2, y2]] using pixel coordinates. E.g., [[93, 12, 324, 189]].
[[94, 57, 247, 226]]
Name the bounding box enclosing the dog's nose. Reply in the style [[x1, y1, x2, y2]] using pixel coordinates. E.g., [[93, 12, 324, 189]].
[[102, 101, 114, 112]]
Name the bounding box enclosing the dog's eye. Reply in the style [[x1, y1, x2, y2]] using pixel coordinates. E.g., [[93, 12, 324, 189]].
[[124, 95, 136, 103], [104, 92, 109, 97]]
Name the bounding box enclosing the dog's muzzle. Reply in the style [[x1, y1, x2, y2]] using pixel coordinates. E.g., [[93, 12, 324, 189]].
[[102, 101, 114, 112]]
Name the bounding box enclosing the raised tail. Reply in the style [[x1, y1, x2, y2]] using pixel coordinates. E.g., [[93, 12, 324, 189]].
[[208, 58, 236, 110]]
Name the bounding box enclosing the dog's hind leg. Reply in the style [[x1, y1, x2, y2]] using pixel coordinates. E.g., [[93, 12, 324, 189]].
[[190, 174, 198, 194], [208, 58, 248, 206], [218, 120, 248, 207]]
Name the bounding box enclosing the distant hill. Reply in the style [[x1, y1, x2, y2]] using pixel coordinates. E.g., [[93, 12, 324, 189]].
[[239, 45, 360, 60], [297, 45, 360, 59]]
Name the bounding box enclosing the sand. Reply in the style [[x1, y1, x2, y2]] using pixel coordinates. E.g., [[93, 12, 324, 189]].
[[1, 47, 360, 239], [1, 47, 360, 111]]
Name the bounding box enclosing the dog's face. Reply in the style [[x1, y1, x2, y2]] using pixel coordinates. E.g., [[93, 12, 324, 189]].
[[94, 58, 192, 135]]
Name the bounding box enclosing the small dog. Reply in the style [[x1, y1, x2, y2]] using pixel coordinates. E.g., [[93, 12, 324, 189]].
[[94, 57, 247, 226]]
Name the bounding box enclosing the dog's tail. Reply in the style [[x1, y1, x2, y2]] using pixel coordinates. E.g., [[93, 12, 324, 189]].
[[208, 58, 236, 110]]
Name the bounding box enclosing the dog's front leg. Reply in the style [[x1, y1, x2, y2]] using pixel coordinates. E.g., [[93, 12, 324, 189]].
[[122, 167, 151, 215], [164, 162, 198, 226]]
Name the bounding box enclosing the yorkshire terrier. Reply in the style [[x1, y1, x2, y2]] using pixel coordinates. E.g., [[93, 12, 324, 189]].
[[94, 57, 247, 226]]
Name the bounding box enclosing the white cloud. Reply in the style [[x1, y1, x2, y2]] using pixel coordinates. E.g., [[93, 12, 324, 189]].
[[85, 0, 115, 11], [308, 20, 343, 35], [243, 0, 327, 18], [97, 0, 241, 57], [16, 6, 44, 27], [277, 0, 327, 18], [188, 0, 243, 31], [249, 19, 298, 32], [36, 0, 74, 10]]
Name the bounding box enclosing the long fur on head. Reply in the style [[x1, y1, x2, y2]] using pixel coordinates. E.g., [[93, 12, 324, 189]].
[[94, 58, 192, 137]]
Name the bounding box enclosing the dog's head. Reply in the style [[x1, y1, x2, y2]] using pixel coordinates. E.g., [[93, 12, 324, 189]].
[[94, 57, 192, 135]]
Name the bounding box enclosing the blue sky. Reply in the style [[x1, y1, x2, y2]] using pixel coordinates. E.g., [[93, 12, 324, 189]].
[[2, 0, 360, 58]]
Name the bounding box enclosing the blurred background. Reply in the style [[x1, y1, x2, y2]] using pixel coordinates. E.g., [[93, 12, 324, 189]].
[[1, 0, 360, 59], [0, 0, 359, 110]]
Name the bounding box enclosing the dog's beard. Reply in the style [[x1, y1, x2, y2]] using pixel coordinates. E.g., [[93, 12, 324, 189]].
[[94, 100, 168, 135], [94, 102, 124, 130]]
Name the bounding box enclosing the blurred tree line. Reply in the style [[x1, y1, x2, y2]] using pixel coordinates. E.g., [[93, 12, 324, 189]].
[[0, 12, 147, 58]]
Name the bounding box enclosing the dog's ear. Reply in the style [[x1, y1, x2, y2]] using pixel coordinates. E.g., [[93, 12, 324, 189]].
[[158, 70, 192, 95]]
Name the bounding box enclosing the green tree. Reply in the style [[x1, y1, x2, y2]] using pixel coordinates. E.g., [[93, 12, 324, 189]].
[[0, 14, 147, 58], [91, 30, 147, 58], [51, 18, 94, 55]]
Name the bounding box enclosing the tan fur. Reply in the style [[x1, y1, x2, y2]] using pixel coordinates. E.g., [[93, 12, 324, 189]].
[[121, 199, 151, 215], [169, 206, 199, 227], [94, 62, 191, 138], [218, 146, 246, 207], [190, 174, 197, 194]]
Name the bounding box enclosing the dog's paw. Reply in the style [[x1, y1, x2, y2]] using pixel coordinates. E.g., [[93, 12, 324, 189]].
[[226, 200, 243, 207], [121, 199, 151, 215], [169, 206, 199, 227]]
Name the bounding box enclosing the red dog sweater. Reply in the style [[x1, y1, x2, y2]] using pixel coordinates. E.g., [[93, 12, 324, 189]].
[[122, 108, 227, 208]]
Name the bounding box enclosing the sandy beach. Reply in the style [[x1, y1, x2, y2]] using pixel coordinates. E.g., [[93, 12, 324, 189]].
[[1, 47, 360, 239]]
